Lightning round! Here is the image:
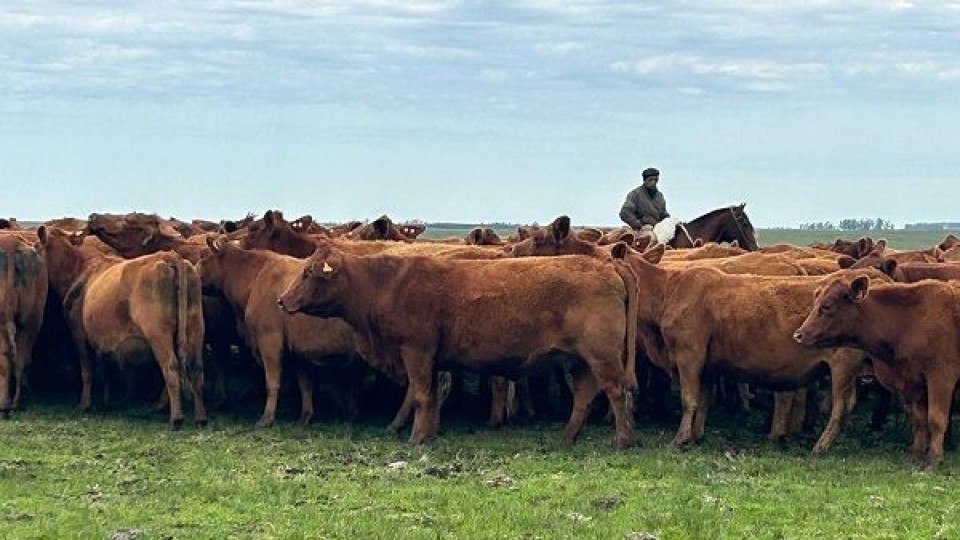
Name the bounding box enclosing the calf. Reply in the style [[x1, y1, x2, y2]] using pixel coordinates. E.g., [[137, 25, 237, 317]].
[[36, 226, 206, 427], [278, 241, 636, 447], [794, 274, 960, 467], [0, 235, 48, 415]]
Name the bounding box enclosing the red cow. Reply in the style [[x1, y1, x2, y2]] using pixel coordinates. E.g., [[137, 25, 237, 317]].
[[0, 235, 48, 415], [36, 226, 206, 427], [278, 240, 636, 447], [794, 273, 960, 467]]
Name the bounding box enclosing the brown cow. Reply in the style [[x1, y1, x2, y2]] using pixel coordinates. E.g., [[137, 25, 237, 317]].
[[840, 252, 960, 282], [0, 218, 20, 230], [464, 227, 503, 246], [86, 211, 243, 408], [36, 226, 206, 427], [614, 244, 874, 454], [793, 274, 960, 467], [241, 210, 511, 427], [277, 242, 636, 447], [343, 215, 416, 242], [87, 212, 211, 263], [198, 238, 364, 427], [0, 235, 48, 415]]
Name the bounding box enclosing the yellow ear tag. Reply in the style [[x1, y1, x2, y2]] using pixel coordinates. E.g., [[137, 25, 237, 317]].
[[322, 262, 334, 274]]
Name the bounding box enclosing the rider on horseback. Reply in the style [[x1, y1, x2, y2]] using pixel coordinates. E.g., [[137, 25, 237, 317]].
[[620, 166, 673, 228]]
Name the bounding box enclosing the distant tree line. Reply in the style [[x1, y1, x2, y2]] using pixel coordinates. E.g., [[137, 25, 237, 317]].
[[903, 222, 960, 230], [797, 218, 896, 231], [427, 222, 520, 230]]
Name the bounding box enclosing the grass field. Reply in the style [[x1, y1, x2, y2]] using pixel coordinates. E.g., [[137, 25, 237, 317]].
[[424, 226, 959, 251], [0, 399, 956, 539], [5, 225, 959, 539]]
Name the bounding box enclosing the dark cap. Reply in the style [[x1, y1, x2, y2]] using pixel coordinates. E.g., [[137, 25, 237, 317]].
[[642, 167, 660, 179]]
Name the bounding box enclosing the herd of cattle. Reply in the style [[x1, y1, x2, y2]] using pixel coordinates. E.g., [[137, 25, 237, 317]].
[[2, 211, 960, 468]]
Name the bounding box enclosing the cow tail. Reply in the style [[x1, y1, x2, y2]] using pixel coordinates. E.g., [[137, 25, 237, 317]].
[[175, 259, 190, 375], [613, 260, 639, 393]]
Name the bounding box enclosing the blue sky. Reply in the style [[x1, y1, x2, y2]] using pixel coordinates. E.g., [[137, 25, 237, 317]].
[[2, 1, 959, 227]]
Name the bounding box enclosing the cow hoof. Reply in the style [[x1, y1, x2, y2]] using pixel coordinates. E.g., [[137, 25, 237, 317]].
[[614, 437, 635, 450], [385, 423, 403, 435], [407, 433, 434, 445], [195, 418, 209, 428], [255, 418, 275, 429], [0, 410, 10, 420], [169, 418, 184, 431], [299, 414, 314, 426]]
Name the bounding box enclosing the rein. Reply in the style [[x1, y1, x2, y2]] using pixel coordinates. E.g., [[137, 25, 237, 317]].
[[676, 222, 695, 247], [728, 206, 750, 247]]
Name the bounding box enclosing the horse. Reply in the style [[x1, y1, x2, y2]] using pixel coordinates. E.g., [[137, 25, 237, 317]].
[[666, 203, 759, 251]]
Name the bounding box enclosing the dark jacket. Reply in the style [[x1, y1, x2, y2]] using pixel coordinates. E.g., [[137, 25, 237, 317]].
[[619, 186, 669, 229]]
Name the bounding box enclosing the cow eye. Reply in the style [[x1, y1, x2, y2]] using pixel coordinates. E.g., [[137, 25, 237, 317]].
[[303, 267, 313, 279]]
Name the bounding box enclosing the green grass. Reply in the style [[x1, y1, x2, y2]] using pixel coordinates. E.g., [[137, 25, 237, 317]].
[[1, 402, 956, 539], [423, 226, 960, 251]]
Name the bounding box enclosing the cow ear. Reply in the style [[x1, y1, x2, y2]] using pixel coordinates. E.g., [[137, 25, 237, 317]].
[[874, 239, 887, 253], [610, 242, 629, 260], [643, 243, 666, 264], [206, 235, 222, 253], [37, 225, 48, 245], [373, 216, 390, 236], [857, 237, 873, 256], [693, 238, 704, 248], [849, 275, 870, 303], [837, 255, 856, 269], [882, 259, 897, 277], [551, 216, 571, 242], [264, 210, 277, 227]]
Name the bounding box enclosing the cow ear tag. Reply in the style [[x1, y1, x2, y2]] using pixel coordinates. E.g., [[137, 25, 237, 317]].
[[322, 262, 334, 274]]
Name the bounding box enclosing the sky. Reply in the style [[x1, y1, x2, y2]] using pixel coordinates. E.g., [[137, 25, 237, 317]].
[[2, 1, 959, 228]]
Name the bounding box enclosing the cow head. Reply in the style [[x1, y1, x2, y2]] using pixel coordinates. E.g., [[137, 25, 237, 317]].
[[793, 274, 869, 348], [838, 250, 898, 278], [87, 212, 181, 257], [277, 242, 345, 317], [197, 236, 236, 295], [464, 227, 502, 246], [240, 210, 318, 258], [508, 215, 598, 257]]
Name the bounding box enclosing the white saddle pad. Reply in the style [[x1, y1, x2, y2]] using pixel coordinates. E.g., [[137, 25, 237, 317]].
[[653, 217, 681, 244]]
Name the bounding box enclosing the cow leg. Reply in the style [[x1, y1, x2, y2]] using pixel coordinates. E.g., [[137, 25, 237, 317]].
[[402, 348, 438, 445], [0, 351, 10, 417], [188, 343, 207, 426], [387, 384, 414, 433], [517, 377, 536, 419], [77, 346, 94, 412], [812, 359, 860, 456], [905, 394, 929, 463], [296, 364, 315, 426], [924, 376, 958, 468], [12, 335, 34, 410], [769, 391, 795, 442], [487, 376, 510, 428], [672, 361, 705, 447], [692, 376, 712, 442], [148, 339, 185, 429], [254, 339, 283, 428], [561, 364, 599, 445]]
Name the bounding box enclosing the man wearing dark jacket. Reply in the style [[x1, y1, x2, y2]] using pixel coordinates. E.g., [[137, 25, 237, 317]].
[[619, 167, 670, 229]]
